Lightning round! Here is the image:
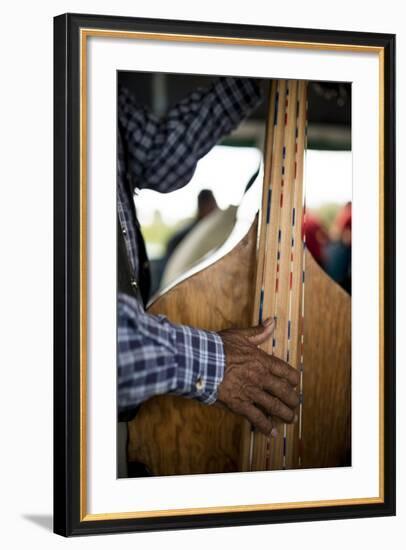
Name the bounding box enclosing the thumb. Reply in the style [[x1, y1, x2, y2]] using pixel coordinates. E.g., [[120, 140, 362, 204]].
[[241, 317, 276, 346]]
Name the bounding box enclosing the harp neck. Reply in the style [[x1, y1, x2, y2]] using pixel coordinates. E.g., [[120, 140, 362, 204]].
[[245, 79, 308, 471]]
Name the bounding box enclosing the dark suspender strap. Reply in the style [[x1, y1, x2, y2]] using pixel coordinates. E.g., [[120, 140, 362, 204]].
[[117, 215, 137, 297], [133, 216, 151, 307], [117, 215, 142, 423]]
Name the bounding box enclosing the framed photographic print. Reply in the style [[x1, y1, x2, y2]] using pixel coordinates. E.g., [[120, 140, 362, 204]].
[[53, 13, 396, 536]]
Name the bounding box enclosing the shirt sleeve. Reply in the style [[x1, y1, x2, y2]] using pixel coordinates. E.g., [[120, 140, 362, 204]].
[[118, 77, 262, 193], [117, 293, 225, 415]]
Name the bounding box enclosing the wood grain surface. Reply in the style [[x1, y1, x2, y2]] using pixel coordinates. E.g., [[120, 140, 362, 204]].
[[127, 241, 351, 475], [249, 80, 308, 471], [300, 251, 351, 469]]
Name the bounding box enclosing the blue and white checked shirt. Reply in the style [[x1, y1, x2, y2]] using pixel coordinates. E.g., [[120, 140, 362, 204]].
[[117, 77, 262, 417]]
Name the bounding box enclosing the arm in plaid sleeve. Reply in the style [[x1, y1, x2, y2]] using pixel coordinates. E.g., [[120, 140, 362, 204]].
[[118, 77, 262, 193], [117, 293, 225, 415]]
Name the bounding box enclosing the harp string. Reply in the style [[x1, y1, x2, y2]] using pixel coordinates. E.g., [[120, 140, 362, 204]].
[[248, 79, 308, 472], [298, 91, 309, 467]]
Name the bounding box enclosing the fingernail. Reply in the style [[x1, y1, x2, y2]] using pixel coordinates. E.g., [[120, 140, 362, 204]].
[[294, 414, 298, 424], [263, 317, 273, 327], [270, 428, 278, 438]]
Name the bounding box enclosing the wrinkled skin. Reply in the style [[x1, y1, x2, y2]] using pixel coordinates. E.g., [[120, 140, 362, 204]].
[[217, 318, 300, 437]]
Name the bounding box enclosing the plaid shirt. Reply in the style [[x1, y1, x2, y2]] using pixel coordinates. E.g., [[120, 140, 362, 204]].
[[117, 77, 262, 416]]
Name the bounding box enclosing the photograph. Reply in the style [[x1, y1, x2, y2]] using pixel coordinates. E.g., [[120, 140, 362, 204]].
[[1, 0, 403, 546], [53, 13, 395, 535], [116, 72, 352, 478]]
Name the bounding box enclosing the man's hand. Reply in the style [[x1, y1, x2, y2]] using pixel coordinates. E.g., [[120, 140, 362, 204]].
[[216, 318, 300, 437]]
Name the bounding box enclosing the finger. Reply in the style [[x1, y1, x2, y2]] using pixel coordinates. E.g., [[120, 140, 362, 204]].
[[249, 388, 296, 423], [259, 350, 300, 387], [245, 318, 276, 346], [240, 402, 275, 436], [260, 370, 300, 408]]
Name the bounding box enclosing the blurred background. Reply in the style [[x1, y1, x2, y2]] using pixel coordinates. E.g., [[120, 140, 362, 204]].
[[118, 72, 352, 296]]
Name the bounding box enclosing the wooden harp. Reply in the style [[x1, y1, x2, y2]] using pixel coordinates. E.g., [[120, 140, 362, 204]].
[[127, 79, 351, 475]]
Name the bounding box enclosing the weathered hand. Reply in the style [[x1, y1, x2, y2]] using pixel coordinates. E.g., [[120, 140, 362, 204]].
[[216, 319, 300, 436]]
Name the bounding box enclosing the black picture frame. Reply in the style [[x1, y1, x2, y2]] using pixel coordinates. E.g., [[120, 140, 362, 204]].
[[54, 12, 396, 536]]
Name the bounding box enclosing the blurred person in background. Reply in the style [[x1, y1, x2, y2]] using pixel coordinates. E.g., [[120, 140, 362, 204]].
[[149, 190, 218, 293], [325, 202, 352, 294], [304, 211, 329, 268], [165, 189, 218, 260]]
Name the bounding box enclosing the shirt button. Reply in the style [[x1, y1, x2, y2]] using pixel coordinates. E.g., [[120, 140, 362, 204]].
[[195, 377, 204, 391], [122, 228, 127, 235], [131, 279, 138, 289]]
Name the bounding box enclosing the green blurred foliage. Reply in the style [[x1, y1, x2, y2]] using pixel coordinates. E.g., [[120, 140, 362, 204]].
[[141, 211, 194, 246]]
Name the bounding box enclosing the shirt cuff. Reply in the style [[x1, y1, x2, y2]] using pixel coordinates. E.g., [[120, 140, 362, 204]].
[[171, 324, 226, 404]]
